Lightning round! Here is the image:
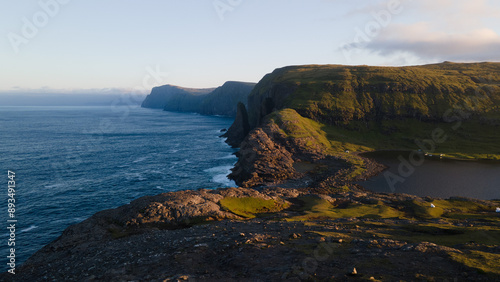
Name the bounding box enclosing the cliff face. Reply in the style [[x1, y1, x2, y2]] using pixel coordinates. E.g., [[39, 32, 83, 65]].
[[228, 108, 370, 188], [200, 81, 256, 116], [141, 85, 215, 110], [222, 102, 250, 148], [141, 81, 256, 117], [7, 63, 500, 281], [226, 62, 500, 187], [242, 63, 500, 128]]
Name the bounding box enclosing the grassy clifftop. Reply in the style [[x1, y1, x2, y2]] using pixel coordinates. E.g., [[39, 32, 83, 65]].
[[243, 62, 500, 160], [247, 62, 500, 125]]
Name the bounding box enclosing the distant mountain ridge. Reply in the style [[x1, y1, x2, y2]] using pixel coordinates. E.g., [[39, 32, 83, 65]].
[[141, 81, 256, 117]]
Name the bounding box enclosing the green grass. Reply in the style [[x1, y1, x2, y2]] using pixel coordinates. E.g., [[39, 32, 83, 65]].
[[219, 197, 289, 219], [263, 107, 500, 191], [286, 195, 403, 221], [320, 118, 500, 160], [394, 224, 500, 246], [405, 200, 445, 219], [269, 109, 332, 153], [448, 250, 500, 275], [404, 199, 496, 220], [248, 62, 500, 161], [261, 63, 500, 124]]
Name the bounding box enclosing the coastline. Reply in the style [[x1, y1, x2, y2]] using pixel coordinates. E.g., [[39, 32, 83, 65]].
[[6, 134, 500, 280], [6, 184, 500, 281], [5, 62, 500, 280]]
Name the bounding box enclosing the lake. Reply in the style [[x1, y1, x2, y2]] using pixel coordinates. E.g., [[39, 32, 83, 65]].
[[360, 151, 500, 200]]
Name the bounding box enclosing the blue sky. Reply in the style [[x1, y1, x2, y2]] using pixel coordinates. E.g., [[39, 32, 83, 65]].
[[1, 0, 500, 92]]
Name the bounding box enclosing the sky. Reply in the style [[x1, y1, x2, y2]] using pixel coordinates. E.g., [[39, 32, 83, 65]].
[[1, 0, 500, 93]]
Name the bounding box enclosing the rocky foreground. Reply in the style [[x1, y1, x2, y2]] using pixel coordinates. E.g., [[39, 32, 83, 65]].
[[3, 185, 500, 281]]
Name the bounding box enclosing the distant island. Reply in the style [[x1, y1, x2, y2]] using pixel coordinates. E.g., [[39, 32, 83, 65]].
[[6, 63, 500, 281]]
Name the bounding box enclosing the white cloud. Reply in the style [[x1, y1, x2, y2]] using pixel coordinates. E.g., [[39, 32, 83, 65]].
[[408, 0, 500, 30], [365, 23, 500, 61]]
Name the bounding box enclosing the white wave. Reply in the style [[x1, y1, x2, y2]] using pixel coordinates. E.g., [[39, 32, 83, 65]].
[[72, 217, 87, 223], [44, 183, 65, 189], [123, 172, 146, 181], [204, 165, 236, 187], [20, 225, 38, 233], [132, 156, 148, 163], [212, 173, 236, 187], [219, 154, 237, 160], [204, 165, 233, 173]]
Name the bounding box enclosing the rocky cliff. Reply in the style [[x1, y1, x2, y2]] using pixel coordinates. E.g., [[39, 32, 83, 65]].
[[242, 62, 500, 129], [4, 63, 500, 281], [141, 81, 256, 117], [226, 63, 500, 188], [200, 81, 256, 116], [221, 102, 250, 147], [5, 187, 500, 281]]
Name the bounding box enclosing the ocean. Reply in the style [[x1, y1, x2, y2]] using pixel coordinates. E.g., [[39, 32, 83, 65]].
[[0, 106, 238, 268]]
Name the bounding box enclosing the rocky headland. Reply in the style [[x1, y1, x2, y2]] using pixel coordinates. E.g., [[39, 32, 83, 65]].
[[5, 63, 500, 281], [141, 81, 256, 117]]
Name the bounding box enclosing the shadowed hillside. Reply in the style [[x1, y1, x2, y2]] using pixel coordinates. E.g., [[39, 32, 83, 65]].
[[141, 81, 256, 117]]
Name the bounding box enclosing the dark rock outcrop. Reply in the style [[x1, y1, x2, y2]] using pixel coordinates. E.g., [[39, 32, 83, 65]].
[[5, 187, 305, 281], [229, 109, 335, 187], [5, 186, 500, 281], [229, 127, 296, 187], [222, 102, 250, 147]]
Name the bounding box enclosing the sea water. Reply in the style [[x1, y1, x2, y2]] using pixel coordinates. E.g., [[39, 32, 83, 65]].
[[0, 106, 238, 268]]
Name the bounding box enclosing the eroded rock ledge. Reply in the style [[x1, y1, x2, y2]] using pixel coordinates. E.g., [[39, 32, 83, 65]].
[[4, 186, 500, 281], [228, 108, 385, 189]]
